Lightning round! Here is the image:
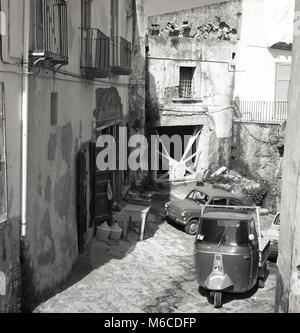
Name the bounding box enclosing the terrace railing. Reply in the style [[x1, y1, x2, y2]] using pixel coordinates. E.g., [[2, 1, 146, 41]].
[[31, 0, 68, 65], [111, 36, 132, 75], [80, 28, 110, 79], [234, 100, 288, 124]]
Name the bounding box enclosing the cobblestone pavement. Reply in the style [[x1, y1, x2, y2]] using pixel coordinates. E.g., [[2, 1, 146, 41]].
[[36, 212, 277, 313]]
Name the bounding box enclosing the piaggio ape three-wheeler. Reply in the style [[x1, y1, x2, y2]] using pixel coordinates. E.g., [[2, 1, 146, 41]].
[[194, 206, 270, 308]]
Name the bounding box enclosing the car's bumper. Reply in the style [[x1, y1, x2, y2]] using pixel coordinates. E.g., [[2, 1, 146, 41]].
[[165, 210, 187, 225]]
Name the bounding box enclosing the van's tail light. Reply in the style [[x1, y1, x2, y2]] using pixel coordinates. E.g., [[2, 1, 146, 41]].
[[213, 254, 224, 275]]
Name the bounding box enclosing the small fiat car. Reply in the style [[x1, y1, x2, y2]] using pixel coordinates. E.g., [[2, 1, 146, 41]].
[[263, 212, 280, 260], [165, 185, 245, 235]]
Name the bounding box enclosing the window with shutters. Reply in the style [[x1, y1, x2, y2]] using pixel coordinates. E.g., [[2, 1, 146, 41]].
[[80, 0, 110, 78], [111, 0, 132, 75], [31, 0, 69, 66], [82, 0, 91, 29], [275, 63, 291, 102]]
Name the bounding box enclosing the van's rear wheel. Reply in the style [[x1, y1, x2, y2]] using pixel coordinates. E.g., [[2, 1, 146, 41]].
[[258, 264, 267, 288], [214, 291, 222, 309], [185, 219, 199, 235]]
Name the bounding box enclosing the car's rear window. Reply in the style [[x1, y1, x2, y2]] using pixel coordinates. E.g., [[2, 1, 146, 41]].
[[199, 219, 249, 247]]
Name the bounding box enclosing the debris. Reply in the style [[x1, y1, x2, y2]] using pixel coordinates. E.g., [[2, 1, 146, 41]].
[[212, 184, 232, 192], [211, 166, 228, 178], [260, 209, 269, 216]]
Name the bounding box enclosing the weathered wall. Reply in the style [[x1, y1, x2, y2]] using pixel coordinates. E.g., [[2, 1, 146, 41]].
[[148, 0, 242, 39], [21, 0, 138, 311], [147, 37, 237, 107], [0, 218, 21, 313], [275, 0, 300, 313], [129, 0, 147, 186], [0, 0, 24, 313], [230, 122, 285, 212], [146, 0, 242, 178]]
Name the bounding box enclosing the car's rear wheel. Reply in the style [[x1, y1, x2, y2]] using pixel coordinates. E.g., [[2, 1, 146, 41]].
[[185, 219, 199, 235]]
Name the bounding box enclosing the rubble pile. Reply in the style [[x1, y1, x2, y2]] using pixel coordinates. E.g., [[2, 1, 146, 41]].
[[207, 167, 270, 207]]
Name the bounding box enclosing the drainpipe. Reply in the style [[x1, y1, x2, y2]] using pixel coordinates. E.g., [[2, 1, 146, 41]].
[[21, 0, 30, 238]]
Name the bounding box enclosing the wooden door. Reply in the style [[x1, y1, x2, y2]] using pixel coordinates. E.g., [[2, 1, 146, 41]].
[[77, 145, 88, 254], [92, 128, 113, 226]]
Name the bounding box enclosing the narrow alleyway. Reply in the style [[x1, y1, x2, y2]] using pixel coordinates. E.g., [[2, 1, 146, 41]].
[[35, 195, 277, 314]]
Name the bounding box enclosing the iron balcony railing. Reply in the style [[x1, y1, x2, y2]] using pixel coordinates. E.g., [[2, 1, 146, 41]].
[[234, 100, 288, 124], [31, 0, 68, 65], [111, 36, 132, 75], [80, 28, 110, 79]]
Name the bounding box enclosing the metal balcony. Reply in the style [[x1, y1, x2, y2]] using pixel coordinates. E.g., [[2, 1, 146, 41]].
[[234, 100, 288, 124], [111, 37, 132, 75], [30, 0, 68, 66], [80, 28, 110, 79]]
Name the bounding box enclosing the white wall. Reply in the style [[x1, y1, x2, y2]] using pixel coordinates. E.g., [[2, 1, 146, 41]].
[[234, 0, 293, 101]]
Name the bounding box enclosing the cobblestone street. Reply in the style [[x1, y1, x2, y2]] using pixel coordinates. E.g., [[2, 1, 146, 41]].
[[36, 202, 277, 313]]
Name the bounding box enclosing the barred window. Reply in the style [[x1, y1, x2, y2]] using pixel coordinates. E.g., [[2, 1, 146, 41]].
[[180, 67, 195, 99]]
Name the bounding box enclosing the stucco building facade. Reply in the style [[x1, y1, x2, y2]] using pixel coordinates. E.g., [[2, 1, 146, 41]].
[[0, 0, 146, 312]]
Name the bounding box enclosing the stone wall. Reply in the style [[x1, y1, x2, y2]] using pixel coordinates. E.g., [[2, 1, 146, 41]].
[[148, 0, 242, 41], [230, 122, 286, 212]]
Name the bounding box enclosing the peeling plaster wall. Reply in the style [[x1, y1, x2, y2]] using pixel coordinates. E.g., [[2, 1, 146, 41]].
[[148, 0, 242, 39], [147, 37, 237, 107], [147, 1, 242, 176], [275, 0, 300, 313], [21, 0, 138, 311], [0, 79, 22, 312], [0, 2, 24, 312], [129, 0, 147, 186], [23, 77, 131, 312]]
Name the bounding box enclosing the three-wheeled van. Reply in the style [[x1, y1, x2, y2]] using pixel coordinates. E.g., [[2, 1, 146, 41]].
[[195, 206, 270, 308]]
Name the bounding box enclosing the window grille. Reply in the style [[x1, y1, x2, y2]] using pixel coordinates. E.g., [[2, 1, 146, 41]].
[[180, 67, 194, 99]]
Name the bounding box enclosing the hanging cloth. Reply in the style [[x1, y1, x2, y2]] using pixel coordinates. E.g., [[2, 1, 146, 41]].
[[107, 181, 113, 201], [264, 0, 295, 47]]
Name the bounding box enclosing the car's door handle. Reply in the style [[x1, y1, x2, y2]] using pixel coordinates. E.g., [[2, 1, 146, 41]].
[[243, 255, 250, 260]]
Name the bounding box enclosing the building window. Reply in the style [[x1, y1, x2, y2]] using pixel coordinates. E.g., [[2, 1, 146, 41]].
[[80, 0, 110, 78], [51, 92, 58, 126], [0, 84, 7, 224], [111, 0, 132, 75], [82, 0, 91, 29], [31, 0, 69, 65], [180, 67, 195, 99], [275, 63, 291, 102]]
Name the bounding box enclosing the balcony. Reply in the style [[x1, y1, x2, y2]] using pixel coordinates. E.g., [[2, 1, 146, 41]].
[[111, 37, 132, 75], [234, 100, 288, 124], [80, 28, 110, 79], [31, 0, 68, 66]]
